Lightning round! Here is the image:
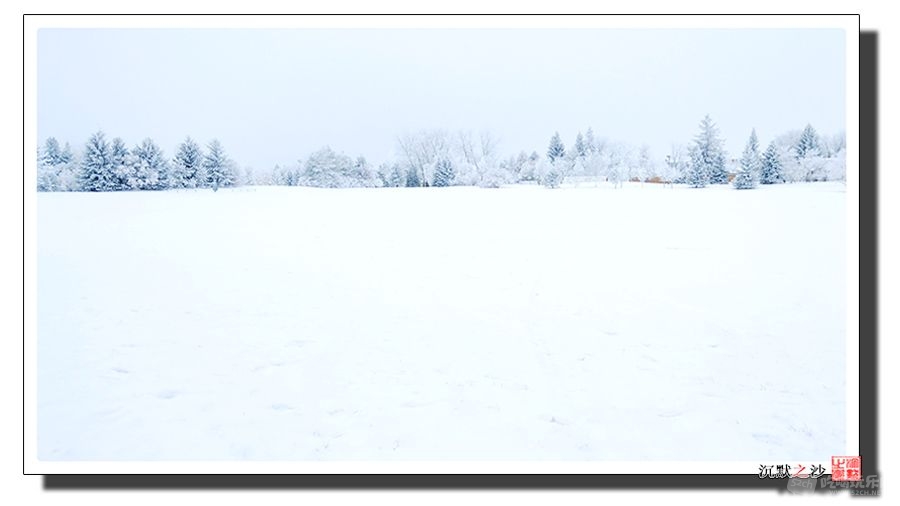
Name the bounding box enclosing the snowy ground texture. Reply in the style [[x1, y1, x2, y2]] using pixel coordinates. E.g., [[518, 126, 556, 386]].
[[37, 182, 846, 461]]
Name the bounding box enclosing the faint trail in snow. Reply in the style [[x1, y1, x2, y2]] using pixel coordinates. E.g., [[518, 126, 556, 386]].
[[36, 184, 847, 461]]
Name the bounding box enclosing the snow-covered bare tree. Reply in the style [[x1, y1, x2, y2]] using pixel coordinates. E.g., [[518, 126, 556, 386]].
[[582, 148, 604, 184], [455, 130, 503, 187], [636, 144, 653, 184], [397, 129, 452, 187], [825, 134, 847, 182], [606, 142, 627, 188], [663, 144, 688, 186]]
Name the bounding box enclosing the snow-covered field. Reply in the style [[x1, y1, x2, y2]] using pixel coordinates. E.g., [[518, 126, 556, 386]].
[[36, 182, 846, 461]]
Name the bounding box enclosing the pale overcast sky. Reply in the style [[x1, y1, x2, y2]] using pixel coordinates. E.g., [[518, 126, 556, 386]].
[[38, 28, 845, 170]]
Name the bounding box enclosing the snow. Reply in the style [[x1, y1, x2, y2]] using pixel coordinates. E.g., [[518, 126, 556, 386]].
[[36, 182, 846, 461]]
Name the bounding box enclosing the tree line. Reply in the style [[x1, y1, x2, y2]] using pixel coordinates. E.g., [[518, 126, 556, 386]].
[[678, 117, 845, 190], [37, 132, 241, 192], [37, 116, 845, 192]]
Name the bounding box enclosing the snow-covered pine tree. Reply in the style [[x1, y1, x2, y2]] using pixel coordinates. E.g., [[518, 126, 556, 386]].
[[516, 151, 539, 182], [350, 156, 377, 187], [293, 165, 304, 186], [53, 144, 79, 191], [383, 163, 405, 187], [478, 163, 507, 188], [131, 138, 170, 190], [405, 165, 421, 187], [60, 142, 74, 164], [507, 152, 524, 182], [171, 137, 205, 189], [238, 167, 253, 186], [547, 132, 566, 163], [56, 154, 78, 191], [499, 156, 517, 182], [301, 146, 346, 188], [305, 148, 332, 187], [584, 127, 597, 155], [288, 165, 303, 186], [271, 165, 285, 185], [760, 141, 784, 184], [79, 131, 115, 192], [37, 138, 76, 191], [582, 150, 602, 182], [375, 163, 391, 187], [795, 124, 821, 160], [279, 164, 299, 186], [37, 146, 56, 192], [685, 145, 708, 188], [538, 158, 564, 188], [109, 137, 131, 191], [733, 129, 761, 189], [574, 132, 586, 158], [794, 124, 828, 181], [203, 139, 235, 191], [692, 114, 728, 184], [41, 137, 64, 166], [432, 157, 455, 187]]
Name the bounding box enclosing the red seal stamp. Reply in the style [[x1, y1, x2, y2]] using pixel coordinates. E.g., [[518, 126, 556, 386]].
[[831, 456, 862, 481]]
